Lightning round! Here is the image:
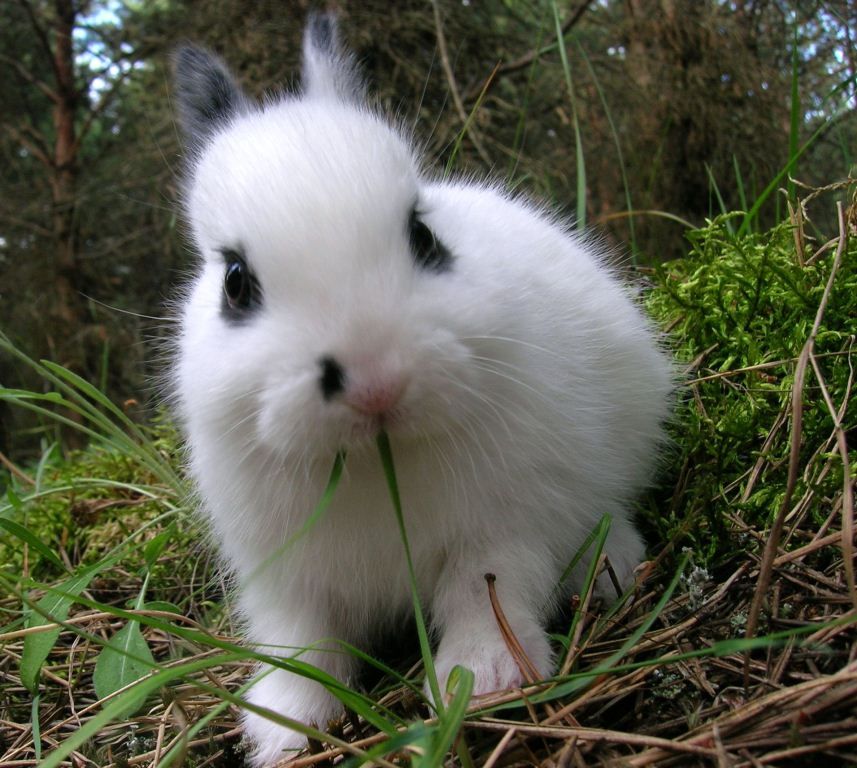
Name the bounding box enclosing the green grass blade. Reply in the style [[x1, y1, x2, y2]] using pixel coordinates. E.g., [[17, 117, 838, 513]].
[[551, 0, 586, 228], [9, 573, 400, 738], [574, 38, 636, 259], [0, 391, 109, 444], [40, 360, 147, 441], [376, 431, 442, 711], [532, 553, 689, 703], [737, 102, 844, 237], [559, 515, 610, 668], [347, 724, 431, 767], [507, 13, 547, 182], [0, 516, 66, 571], [0, 332, 183, 492], [787, 25, 800, 202], [706, 164, 734, 235], [34, 442, 59, 492], [732, 154, 748, 213], [36, 650, 246, 768], [335, 639, 423, 701], [157, 677, 256, 768], [480, 612, 852, 718], [246, 451, 344, 584], [555, 513, 611, 589], [422, 666, 474, 765], [31, 693, 41, 761], [444, 73, 493, 177]]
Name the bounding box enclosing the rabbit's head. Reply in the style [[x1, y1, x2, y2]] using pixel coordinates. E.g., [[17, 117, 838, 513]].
[[173, 14, 510, 462]]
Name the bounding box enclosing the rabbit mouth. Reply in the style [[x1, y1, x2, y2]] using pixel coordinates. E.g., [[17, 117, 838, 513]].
[[344, 408, 405, 446]]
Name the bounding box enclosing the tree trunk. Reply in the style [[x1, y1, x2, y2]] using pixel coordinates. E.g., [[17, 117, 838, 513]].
[[50, 0, 81, 326]]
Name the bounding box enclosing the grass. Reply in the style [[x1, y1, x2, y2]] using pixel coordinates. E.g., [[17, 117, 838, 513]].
[[1, 179, 855, 766]]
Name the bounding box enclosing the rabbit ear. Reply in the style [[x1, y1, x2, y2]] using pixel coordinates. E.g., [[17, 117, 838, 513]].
[[302, 12, 365, 103], [173, 45, 249, 148]]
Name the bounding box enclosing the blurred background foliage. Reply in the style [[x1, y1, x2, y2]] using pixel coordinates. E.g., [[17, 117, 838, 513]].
[[1, 0, 855, 459]]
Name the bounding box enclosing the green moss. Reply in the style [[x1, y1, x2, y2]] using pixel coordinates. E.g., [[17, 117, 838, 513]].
[[0, 419, 191, 581], [645, 214, 856, 563]]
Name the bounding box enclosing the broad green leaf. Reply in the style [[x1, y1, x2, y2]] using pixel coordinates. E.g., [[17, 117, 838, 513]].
[[93, 620, 156, 714], [21, 560, 114, 693]]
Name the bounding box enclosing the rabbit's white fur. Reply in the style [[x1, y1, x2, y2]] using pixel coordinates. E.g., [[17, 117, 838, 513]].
[[173, 14, 673, 766]]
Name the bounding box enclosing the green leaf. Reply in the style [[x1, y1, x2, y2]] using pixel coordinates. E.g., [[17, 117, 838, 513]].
[[21, 565, 104, 693], [0, 517, 66, 571], [143, 525, 174, 569], [93, 620, 156, 714]]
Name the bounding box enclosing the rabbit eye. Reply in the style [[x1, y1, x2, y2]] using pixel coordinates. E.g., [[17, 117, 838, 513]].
[[408, 209, 452, 272], [220, 248, 260, 317], [225, 261, 249, 304]]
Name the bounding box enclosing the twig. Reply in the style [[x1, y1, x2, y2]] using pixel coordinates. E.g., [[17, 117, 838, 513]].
[[16, 0, 59, 83], [0, 52, 59, 102], [464, 719, 718, 759], [743, 732, 857, 766], [430, 0, 493, 167], [774, 529, 855, 566], [740, 406, 789, 503], [808, 345, 856, 608], [462, 0, 595, 98], [484, 573, 578, 730], [0, 450, 35, 485], [485, 573, 541, 684], [481, 726, 518, 768], [787, 198, 805, 268], [0, 609, 207, 642]]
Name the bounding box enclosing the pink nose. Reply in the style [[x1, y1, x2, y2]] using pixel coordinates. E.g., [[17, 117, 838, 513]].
[[344, 380, 405, 415]]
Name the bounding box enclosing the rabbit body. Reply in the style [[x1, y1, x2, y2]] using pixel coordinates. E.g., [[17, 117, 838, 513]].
[[173, 15, 673, 766]]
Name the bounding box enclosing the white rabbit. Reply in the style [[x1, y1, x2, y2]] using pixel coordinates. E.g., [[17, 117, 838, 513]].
[[172, 13, 673, 766]]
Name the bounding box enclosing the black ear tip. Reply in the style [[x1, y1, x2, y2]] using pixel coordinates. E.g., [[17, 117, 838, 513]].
[[173, 43, 200, 64], [306, 10, 338, 52], [172, 44, 217, 78], [171, 43, 246, 147]]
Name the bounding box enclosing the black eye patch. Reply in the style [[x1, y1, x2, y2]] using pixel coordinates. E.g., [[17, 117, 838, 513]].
[[219, 246, 262, 320], [408, 208, 452, 273]]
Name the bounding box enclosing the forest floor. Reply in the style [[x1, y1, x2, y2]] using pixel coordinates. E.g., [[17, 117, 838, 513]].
[[1, 189, 855, 766]]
